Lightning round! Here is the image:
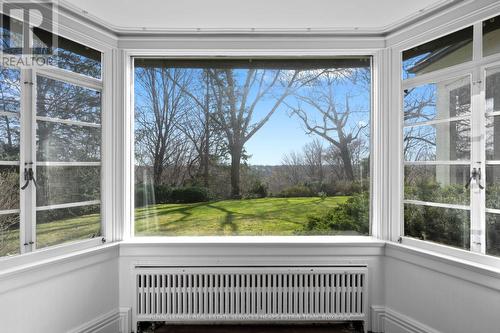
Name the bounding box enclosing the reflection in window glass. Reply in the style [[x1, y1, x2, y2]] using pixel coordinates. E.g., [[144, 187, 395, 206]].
[[35, 74, 102, 248], [33, 28, 102, 79], [0, 166, 19, 210], [0, 67, 21, 114], [404, 165, 469, 205], [486, 165, 500, 210], [0, 14, 23, 55], [486, 115, 500, 161], [483, 15, 500, 58], [36, 76, 101, 123], [0, 213, 19, 257], [0, 115, 20, 161], [134, 58, 372, 237], [486, 67, 500, 114], [402, 27, 473, 79], [404, 120, 471, 162], [487, 213, 500, 257], [36, 122, 101, 162], [36, 166, 100, 206], [403, 77, 470, 125], [36, 205, 100, 249], [404, 204, 470, 249]]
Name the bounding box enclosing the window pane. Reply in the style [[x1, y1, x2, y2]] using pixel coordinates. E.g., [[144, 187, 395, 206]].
[[0, 14, 23, 55], [403, 77, 470, 125], [486, 67, 500, 114], [32, 28, 102, 79], [404, 165, 469, 205], [486, 115, 500, 160], [0, 213, 19, 257], [134, 58, 371, 237], [36, 76, 101, 124], [36, 166, 100, 206], [0, 165, 19, 210], [486, 213, 500, 257], [0, 66, 21, 113], [0, 115, 20, 161], [36, 204, 100, 249], [404, 204, 470, 249], [36, 122, 101, 162], [404, 120, 471, 161], [402, 26, 473, 79], [483, 15, 500, 58], [486, 165, 500, 210]]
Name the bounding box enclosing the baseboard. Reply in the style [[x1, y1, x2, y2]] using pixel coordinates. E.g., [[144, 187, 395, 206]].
[[68, 309, 120, 333], [120, 307, 132, 333], [370, 306, 442, 333]]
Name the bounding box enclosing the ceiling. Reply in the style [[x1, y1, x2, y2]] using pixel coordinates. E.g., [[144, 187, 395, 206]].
[[60, 0, 461, 34]]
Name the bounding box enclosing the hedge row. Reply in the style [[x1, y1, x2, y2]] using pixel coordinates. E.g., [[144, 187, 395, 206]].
[[135, 185, 210, 207]]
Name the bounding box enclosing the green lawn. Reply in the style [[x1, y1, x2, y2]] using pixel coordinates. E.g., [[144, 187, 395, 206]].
[[0, 212, 100, 257], [0, 196, 348, 256], [135, 196, 348, 236]]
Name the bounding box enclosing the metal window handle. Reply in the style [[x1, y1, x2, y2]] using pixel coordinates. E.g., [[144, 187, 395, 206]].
[[465, 167, 484, 190], [21, 162, 37, 190]]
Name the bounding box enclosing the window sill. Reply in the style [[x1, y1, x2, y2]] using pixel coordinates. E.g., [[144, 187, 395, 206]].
[[119, 236, 386, 262], [399, 236, 500, 269], [125, 235, 381, 245]]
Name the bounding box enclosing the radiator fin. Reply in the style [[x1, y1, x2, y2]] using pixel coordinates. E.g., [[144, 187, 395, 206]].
[[136, 268, 366, 322]]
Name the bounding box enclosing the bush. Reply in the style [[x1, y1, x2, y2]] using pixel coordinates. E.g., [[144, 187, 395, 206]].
[[299, 192, 369, 235], [135, 184, 172, 207], [248, 181, 268, 198], [278, 185, 315, 198], [331, 180, 364, 196], [170, 186, 210, 203]]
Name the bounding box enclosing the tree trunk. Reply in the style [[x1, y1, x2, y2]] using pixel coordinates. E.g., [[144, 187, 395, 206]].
[[153, 159, 163, 186], [339, 143, 354, 181], [230, 147, 242, 198]]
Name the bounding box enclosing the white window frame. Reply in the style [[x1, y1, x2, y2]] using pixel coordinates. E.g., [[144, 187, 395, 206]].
[[123, 49, 382, 242], [396, 15, 500, 265], [0, 13, 115, 264]]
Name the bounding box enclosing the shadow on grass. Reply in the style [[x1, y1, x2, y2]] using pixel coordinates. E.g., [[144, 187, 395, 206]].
[[206, 204, 238, 235]]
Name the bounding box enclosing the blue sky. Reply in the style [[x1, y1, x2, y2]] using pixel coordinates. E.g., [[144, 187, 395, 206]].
[[135, 67, 371, 166]]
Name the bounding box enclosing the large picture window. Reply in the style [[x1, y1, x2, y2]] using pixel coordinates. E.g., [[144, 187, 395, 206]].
[[401, 17, 500, 257], [133, 58, 372, 237], [0, 14, 103, 257]]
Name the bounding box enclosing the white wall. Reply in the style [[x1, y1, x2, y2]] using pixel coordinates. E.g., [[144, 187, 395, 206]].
[[0, 245, 120, 333], [382, 245, 500, 333], [118, 239, 386, 332]]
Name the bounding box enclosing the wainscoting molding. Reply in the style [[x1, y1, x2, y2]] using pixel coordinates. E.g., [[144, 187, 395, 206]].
[[370, 306, 442, 333], [68, 309, 120, 333]]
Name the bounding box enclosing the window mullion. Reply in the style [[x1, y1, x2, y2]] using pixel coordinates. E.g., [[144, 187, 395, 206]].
[[19, 68, 35, 253], [470, 67, 485, 254]]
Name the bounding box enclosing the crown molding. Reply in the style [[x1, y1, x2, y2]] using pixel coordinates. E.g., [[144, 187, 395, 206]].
[[57, 0, 465, 38]]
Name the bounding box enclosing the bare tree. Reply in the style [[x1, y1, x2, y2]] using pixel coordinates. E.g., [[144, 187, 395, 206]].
[[281, 151, 305, 186], [288, 74, 369, 181], [0, 170, 19, 256], [303, 139, 325, 183], [207, 68, 306, 198], [135, 66, 192, 186]]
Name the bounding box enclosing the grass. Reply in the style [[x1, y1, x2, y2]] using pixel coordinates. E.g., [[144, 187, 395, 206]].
[[0, 212, 100, 257], [134, 196, 348, 236], [0, 196, 348, 256]]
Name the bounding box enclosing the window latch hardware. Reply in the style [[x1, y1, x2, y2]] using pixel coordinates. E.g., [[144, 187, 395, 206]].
[[465, 167, 484, 190], [21, 162, 37, 190]]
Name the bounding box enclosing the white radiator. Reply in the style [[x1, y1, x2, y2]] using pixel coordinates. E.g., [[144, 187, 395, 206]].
[[134, 266, 368, 327]]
